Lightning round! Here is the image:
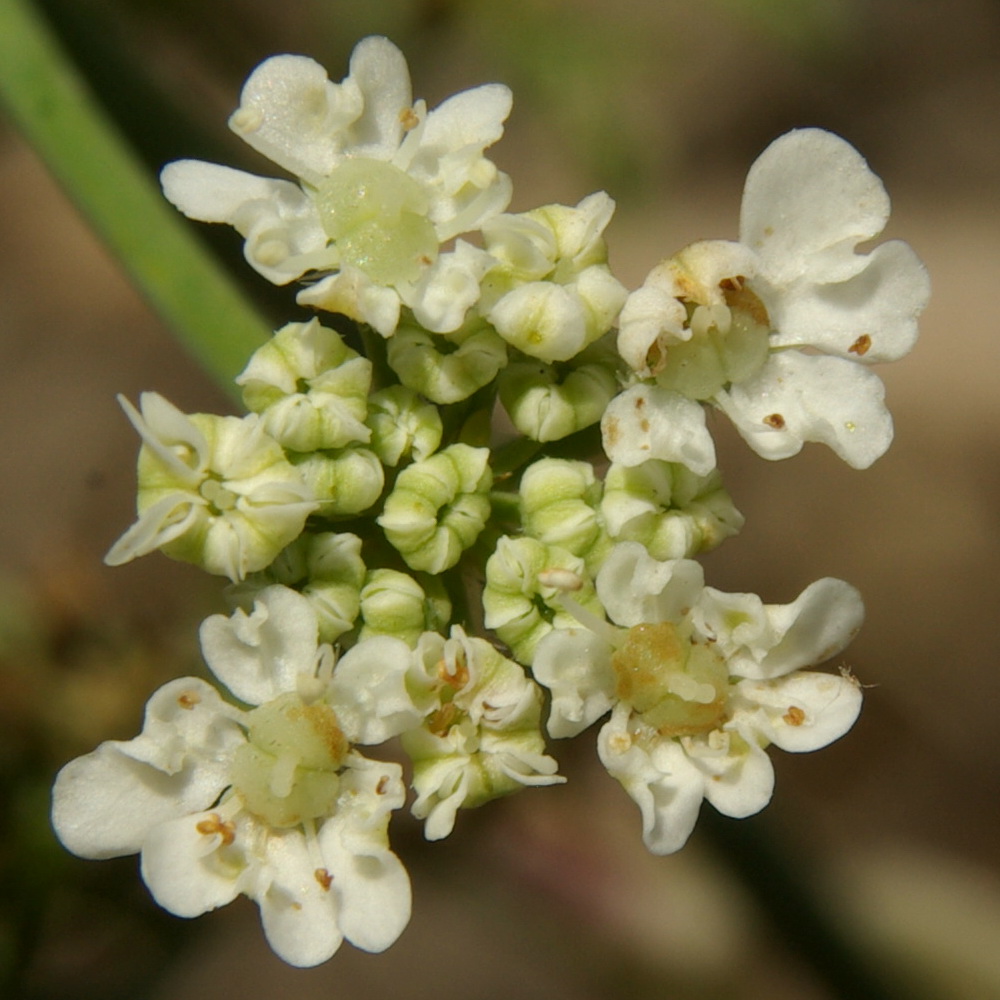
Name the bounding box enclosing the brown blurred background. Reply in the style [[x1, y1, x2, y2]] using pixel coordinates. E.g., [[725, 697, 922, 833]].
[[2, 1, 999, 998]]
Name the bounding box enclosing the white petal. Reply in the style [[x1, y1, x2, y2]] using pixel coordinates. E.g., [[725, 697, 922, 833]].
[[140, 810, 243, 918], [320, 833, 411, 953], [736, 671, 863, 752], [297, 269, 402, 337], [740, 129, 890, 286], [419, 83, 512, 159], [329, 636, 423, 744], [256, 828, 344, 967], [52, 744, 214, 859], [410, 760, 469, 841], [695, 577, 863, 681], [617, 280, 688, 372], [687, 732, 775, 818], [121, 391, 207, 481], [344, 36, 411, 159], [598, 706, 705, 855], [716, 351, 894, 468], [532, 627, 616, 738], [230, 54, 363, 180], [602, 385, 717, 476], [402, 240, 493, 333], [765, 240, 930, 362], [161, 161, 306, 227], [595, 542, 705, 629], [161, 161, 327, 284], [200, 586, 320, 705], [123, 676, 245, 773], [318, 762, 411, 952], [52, 677, 243, 859], [755, 578, 864, 678], [104, 492, 202, 567]]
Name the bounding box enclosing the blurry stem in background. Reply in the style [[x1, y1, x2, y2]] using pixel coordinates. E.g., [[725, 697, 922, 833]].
[[700, 810, 919, 1000], [0, 0, 271, 397]]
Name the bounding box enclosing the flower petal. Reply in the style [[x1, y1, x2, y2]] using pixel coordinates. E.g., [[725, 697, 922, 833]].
[[532, 627, 616, 737], [765, 240, 930, 362], [602, 385, 716, 476], [200, 586, 320, 705], [318, 762, 411, 952], [598, 706, 705, 855], [735, 671, 863, 752], [695, 577, 863, 680], [688, 731, 775, 818], [52, 677, 244, 859], [740, 129, 891, 286], [52, 743, 215, 859], [595, 542, 705, 629], [328, 635, 423, 744], [343, 36, 411, 160], [716, 351, 894, 468], [161, 162, 326, 283], [140, 809, 244, 918], [755, 578, 864, 678], [255, 827, 345, 967], [229, 54, 363, 181]]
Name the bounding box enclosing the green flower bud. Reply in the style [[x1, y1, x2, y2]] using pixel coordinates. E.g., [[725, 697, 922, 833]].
[[498, 347, 619, 442], [377, 444, 492, 573], [291, 447, 384, 517], [386, 316, 508, 404], [366, 385, 443, 466], [519, 458, 610, 565], [481, 193, 627, 362], [358, 568, 452, 647], [601, 460, 744, 559], [482, 536, 602, 665], [237, 318, 372, 452], [229, 532, 366, 643]]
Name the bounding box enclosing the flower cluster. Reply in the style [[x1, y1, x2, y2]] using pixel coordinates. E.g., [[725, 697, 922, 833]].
[[52, 37, 927, 966]]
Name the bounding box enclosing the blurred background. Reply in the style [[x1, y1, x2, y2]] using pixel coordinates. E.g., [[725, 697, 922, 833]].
[[2, 0, 999, 997]]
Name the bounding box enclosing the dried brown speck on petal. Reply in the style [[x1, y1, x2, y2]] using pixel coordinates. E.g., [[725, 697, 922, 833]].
[[849, 334, 872, 356], [763, 413, 786, 429], [604, 417, 620, 447], [783, 706, 806, 726], [177, 689, 201, 710]]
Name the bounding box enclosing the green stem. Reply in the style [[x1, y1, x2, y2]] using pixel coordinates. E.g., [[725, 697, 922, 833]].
[[489, 489, 522, 525], [0, 0, 272, 395]]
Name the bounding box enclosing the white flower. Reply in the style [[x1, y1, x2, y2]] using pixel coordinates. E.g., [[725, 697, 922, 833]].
[[403, 626, 564, 840], [161, 38, 513, 335], [51, 587, 418, 966], [532, 542, 864, 854], [104, 393, 316, 581], [606, 129, 930, 474]]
